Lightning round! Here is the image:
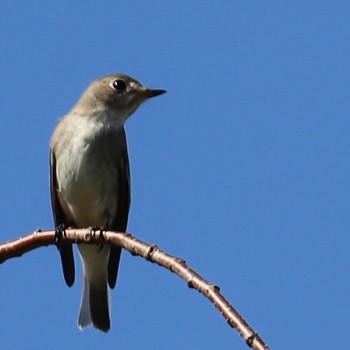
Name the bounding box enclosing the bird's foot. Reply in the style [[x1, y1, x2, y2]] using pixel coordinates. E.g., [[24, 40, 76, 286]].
[[90, 226, 106, 252], [55, 223, 67, 251]]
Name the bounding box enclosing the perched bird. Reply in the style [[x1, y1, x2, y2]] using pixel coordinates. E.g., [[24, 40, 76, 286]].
[[50, 73, 166, 332]]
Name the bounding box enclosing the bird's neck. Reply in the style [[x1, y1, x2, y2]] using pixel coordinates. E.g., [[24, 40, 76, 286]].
[[71, 106, 128, 129]]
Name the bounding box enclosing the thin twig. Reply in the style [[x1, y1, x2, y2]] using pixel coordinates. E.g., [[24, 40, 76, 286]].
[[0, 229, 270, 350]]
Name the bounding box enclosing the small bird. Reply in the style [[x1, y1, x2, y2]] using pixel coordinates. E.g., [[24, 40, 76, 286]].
[[49, 73, 166, 332]]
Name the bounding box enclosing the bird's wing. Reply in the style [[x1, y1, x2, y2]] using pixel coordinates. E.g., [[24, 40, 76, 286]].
[[50, 149, 75, 287], [108, 128, 131, 288]]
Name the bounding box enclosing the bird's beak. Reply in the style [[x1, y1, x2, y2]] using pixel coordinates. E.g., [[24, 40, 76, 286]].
[[142, 88, 167, 100]]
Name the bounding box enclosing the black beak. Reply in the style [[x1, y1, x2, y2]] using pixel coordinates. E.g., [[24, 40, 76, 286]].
[[143, 89, 167, 99]]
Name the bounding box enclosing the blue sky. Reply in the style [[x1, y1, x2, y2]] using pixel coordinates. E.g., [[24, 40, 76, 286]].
[[0, 1, 349, 349]]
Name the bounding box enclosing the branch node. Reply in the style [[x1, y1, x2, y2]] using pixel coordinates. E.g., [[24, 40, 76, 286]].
[[227, 319, 234, 328], [175, 257, 186, 265], [209, 283, 221, 292], [246, 332, 265, 349], [147, 244, 158, 260], [187, 279, 195, 289]]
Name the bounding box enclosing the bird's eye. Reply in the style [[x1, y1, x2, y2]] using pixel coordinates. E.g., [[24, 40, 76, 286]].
[[112, 79, 127, 93]]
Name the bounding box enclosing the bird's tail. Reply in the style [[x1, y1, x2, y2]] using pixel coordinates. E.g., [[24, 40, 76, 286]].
[[77, 244, 110, 332]]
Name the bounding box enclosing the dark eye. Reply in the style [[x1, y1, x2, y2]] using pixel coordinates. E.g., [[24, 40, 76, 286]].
[[112, 79, 127, 93]]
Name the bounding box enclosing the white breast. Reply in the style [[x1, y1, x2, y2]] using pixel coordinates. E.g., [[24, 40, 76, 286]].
[[54, 113, 121, 227]]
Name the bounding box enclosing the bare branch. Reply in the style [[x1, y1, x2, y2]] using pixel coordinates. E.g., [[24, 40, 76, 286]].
[[0, 229, 270, 350]]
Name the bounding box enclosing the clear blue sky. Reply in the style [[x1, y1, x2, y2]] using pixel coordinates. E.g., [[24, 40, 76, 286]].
[[0, 2, 349, 349]]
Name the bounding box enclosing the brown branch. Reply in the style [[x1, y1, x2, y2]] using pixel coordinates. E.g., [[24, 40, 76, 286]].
[[0, 229, 270, 350]]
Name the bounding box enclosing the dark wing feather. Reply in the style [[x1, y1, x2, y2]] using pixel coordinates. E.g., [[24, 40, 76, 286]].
[[50, 150, 75, 287], [108, 128, 131, 288]]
